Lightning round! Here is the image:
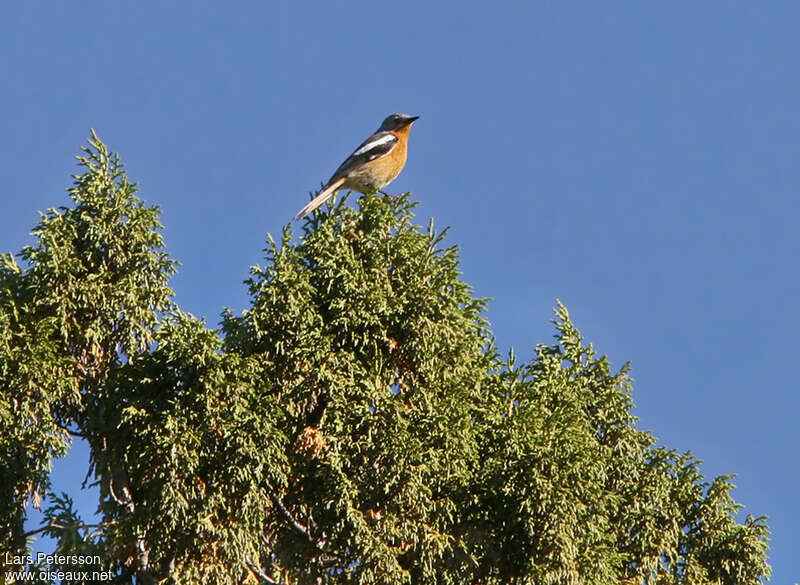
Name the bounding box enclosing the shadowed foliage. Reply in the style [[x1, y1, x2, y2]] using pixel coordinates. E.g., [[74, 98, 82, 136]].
[[1, 135, 769, 584]]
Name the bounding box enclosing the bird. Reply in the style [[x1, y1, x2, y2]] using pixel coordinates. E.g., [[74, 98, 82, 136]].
[[295, 113, 419, 220]]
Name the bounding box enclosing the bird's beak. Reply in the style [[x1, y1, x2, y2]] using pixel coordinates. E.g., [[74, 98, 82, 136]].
[[406, 115, 420, 124]]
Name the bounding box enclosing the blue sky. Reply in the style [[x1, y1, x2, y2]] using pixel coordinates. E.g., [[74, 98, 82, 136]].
[[2, 3, 797, 582]]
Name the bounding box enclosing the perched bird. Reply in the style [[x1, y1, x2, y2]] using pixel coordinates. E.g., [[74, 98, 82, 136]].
[[295, 113, 419, 220]]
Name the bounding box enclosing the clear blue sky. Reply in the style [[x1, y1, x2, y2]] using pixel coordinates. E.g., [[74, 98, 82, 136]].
[[2, 3, 797, 582]]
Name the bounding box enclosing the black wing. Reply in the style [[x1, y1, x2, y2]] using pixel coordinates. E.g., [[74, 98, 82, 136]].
[[329, 131, 398, 180]]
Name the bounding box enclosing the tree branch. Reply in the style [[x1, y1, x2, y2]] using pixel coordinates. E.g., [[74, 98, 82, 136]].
[[23, 519, 116, 539], [102, 441, 155, 585], [270, 492, 328, 552], [270, 491, 311, 540], [23, 521, 61, 539], [245, 557, 278, 584], [56, 421, 86, 438]]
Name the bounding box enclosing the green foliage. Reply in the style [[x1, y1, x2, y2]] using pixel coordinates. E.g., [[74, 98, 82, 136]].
[[28, 492, 106, 584], [1, 249, 74, 557], [0, 135, 769, 585], [1, 131, 174, 580]]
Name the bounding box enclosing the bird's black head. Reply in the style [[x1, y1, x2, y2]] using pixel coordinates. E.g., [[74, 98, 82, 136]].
[[378, 113, 419, 132]]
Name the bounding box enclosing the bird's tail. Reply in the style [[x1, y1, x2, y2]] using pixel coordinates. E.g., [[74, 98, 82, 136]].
[[294, 177, 347, 220]]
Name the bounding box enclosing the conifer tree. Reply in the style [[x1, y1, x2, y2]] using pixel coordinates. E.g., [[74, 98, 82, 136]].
[[1, 135, 770, 584]]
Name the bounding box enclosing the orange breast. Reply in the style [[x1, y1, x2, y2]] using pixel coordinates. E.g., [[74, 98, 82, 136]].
[[344, 134, 408, 193]]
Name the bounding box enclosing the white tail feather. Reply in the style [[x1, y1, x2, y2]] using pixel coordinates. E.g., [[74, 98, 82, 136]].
[[294, 177, 347, 220]]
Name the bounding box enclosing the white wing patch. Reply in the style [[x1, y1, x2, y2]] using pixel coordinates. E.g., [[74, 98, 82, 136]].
[[353, 134, 396, 157]]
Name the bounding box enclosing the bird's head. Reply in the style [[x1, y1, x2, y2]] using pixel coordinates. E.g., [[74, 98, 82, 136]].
[[378, 113, 419, 132]]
